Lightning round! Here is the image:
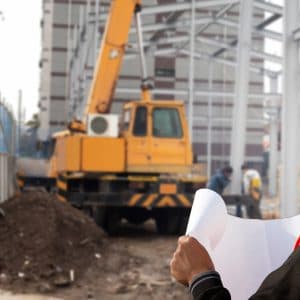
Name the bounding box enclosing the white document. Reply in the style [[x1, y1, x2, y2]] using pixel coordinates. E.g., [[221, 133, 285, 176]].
[[186, 189, 300, 300]]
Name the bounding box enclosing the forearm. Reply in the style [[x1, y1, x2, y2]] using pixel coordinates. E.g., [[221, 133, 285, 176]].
[[189, 271, 231, 300]]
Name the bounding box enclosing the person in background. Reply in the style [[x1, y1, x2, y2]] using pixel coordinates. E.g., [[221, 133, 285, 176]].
[[241, 163, 262, 219], [207, 166, 233, 196], [170, 236, 300, 300]]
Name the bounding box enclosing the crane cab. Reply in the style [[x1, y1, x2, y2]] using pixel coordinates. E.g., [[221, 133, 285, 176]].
[[120, 100, 193, 174]]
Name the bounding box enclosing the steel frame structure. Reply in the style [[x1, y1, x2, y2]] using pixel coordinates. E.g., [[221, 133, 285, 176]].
[[65, 0, 300, 216]]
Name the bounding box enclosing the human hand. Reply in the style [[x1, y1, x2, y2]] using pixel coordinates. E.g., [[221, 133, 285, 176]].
[[170, 236, 215, 286]]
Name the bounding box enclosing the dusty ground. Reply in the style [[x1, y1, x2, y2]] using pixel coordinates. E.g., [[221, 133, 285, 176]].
[[0, 189, 279, 300], [0, 223, 188, 300], [0, 193, 188, 300], [55, 222, 189, 300]]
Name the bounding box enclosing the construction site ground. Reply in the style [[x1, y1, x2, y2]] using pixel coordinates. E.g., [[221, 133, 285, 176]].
[[0, 229, 188, 300], [0, 190, 279, 300], [0, 192, 188, 300]]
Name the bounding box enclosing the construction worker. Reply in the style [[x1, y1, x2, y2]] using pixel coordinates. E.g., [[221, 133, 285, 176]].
[[241, 163, 262, 219], [207, 166, 233, 196], [170, 236, 300, 300]]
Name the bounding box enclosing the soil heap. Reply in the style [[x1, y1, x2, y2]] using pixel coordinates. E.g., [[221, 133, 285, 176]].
[[0, 192, 106, 293]]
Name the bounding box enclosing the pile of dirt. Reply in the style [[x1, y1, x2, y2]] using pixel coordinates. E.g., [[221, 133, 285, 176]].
[[0, 192, 106, 293]]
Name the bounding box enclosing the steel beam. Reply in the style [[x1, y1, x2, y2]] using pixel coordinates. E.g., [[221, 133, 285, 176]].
[[253, 0, 283, 15], [140, 0, 240, 16], [149, 48, 279, 77], [230, 0, 254, 194], [183, 49, 278, 77], [130, 34, 282, 64], [213, 11, 283, 58], [293, 27, 300, 41], [172, 2, 236, 59], [194, 116, 266, 125], [281, 0, 300, 217], [196, 36, 282, 64], [129, 17, 212, 35], [217, 17, 282, 41], [115, 87, 281, 100]]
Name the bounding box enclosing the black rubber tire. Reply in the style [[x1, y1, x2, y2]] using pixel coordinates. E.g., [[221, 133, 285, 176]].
[[93, 206, 107, 227], [154, 208, 181, 235], [177, 208, 190, 235], [93, 207, 120, 235], [124, 207, 150, 225]]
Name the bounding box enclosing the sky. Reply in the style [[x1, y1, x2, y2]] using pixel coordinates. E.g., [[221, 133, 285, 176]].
[[0, 0, 283, 121], [0, 0, 42, 120]]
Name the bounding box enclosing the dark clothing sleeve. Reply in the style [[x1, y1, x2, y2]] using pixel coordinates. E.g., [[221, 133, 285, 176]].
[[190, 248, 300, 300], [189, 271, 231, 300], [207, 174, 229, 195], [249, 247, 300, 300]]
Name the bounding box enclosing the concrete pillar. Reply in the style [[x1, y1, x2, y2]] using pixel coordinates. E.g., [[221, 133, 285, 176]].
[[230, 0, 254, 193], [281, 0, 300, 217]]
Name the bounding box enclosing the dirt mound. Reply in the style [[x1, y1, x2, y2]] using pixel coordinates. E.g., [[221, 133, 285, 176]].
[[0, 192, 106, 293]]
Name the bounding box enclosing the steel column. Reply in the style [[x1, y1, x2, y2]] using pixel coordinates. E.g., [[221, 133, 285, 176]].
[[188, 0, 196, 142], [65, 0, 72, 121], [281, 0, 300, 217], [230, 0, 254, 193], [94, 0, 100, 63], [268, 76, 279, 197], [17, 90, 22, 156], [207, 61, 213, 179]]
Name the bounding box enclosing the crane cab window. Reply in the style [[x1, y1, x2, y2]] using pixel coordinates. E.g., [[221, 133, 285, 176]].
[[133, 106, 147, 136], [122, 109, 131, 132], [152, 108, 183, 138]]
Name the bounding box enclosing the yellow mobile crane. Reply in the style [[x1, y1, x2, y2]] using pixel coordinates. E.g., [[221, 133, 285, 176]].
[[34, 0, 207, 234]]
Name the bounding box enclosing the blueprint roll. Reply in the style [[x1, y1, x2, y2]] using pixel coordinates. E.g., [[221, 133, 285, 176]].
[[185, 188, 300, 300], [186, 188, 228, 251]]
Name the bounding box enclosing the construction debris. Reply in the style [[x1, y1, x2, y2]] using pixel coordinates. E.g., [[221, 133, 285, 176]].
[[0, 192, 106, 293], [0, 192, 189, 299]]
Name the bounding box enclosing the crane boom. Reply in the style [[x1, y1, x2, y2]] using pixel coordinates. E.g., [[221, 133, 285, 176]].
[[84, 0, 141, 117]]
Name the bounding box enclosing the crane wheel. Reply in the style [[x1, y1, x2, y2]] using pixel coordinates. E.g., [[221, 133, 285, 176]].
[[93, 207, 120, 235], [154, 208, 182, 235]]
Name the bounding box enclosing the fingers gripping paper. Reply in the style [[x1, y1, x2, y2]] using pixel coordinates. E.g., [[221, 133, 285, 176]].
[[186, 189, 300, 300]]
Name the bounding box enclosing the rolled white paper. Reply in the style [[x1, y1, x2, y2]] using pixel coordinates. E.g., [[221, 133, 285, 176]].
[[186, 189, 227, 251], [186, 188, 300, 300]]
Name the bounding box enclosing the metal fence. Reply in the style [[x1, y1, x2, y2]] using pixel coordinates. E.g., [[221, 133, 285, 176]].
[[0, 101, 16, 203], [0, 154, 15, 202]]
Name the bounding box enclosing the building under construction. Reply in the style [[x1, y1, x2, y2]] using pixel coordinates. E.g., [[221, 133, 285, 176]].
[[3, 1, 300, 299], [37, 0, 277, 177]]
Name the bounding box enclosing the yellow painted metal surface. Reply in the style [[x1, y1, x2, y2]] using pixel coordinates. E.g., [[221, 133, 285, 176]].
[[84, 0, 141, 116], [157, 196, 177, 207], [127, 193, 192, 208], [126, 136, 150, 168], [53, 135, 125, 173], [159, 183, 177, 194], [81, 137, 125, 172], [125, 101, 193, 174], [57, 180, 67, 191], [55, 135, 81, 173]]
